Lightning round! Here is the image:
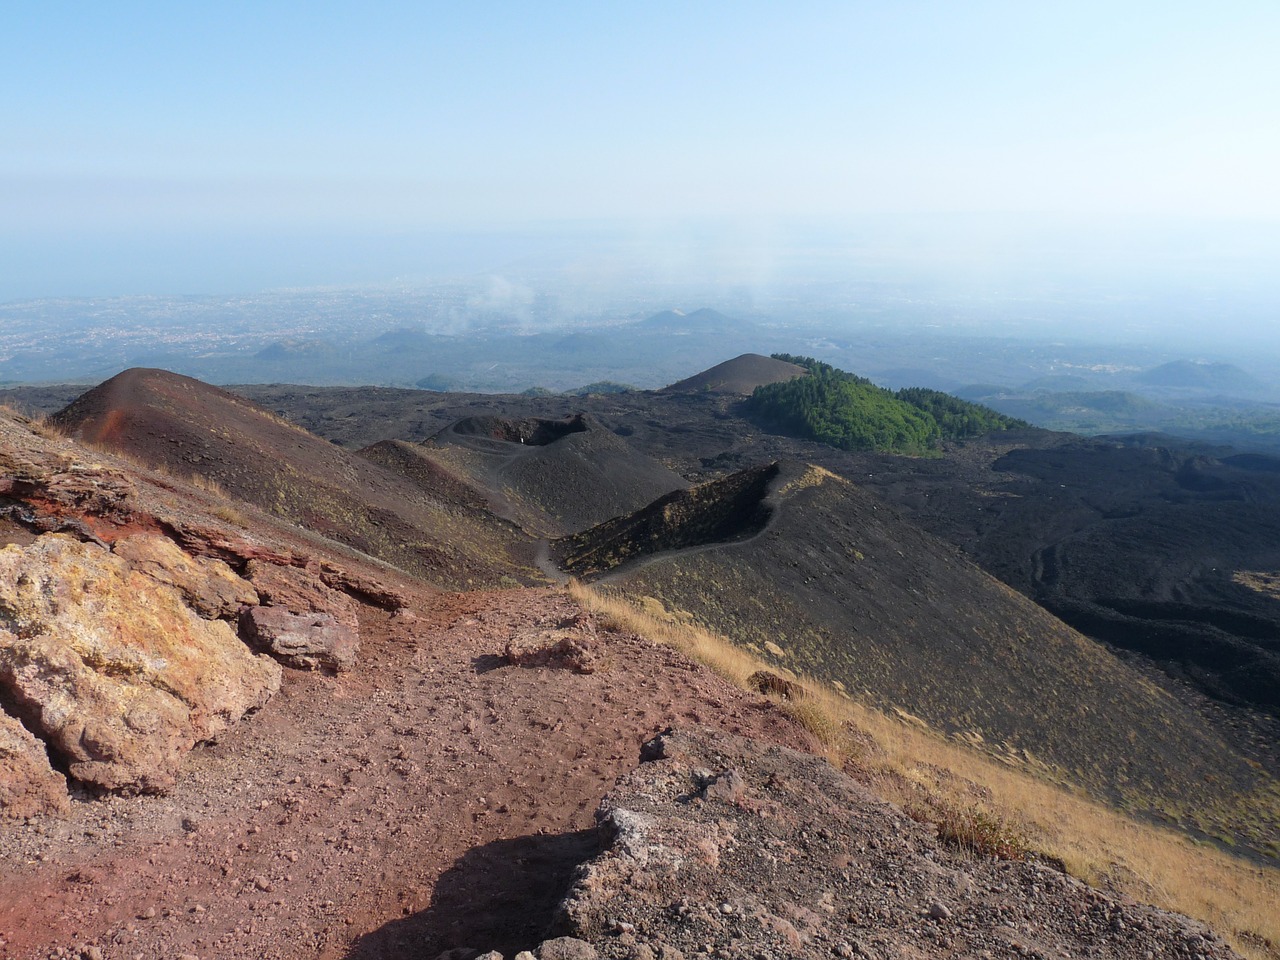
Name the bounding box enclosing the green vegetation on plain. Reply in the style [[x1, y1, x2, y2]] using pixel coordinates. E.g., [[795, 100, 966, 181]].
[[971, 388, 1280, 449], [566, 380, 636, 396], [746, 355, 1025, 454]]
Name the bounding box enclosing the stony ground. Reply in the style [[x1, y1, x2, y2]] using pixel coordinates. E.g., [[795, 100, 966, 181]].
[[549, 729, 1241, 960], [0, 394, 1256, 960], [0, 586, 814, 960], [0, 583, 1244, 960]]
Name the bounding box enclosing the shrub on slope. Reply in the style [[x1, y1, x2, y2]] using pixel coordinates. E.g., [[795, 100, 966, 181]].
[[746, 355, 1024, 453]]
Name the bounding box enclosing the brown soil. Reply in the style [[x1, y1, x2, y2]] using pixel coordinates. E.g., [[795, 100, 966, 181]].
[[0, 584, 815, 960]]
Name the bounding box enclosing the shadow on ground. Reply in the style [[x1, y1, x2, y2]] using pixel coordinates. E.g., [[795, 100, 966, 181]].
[[346, 828, 599, 959]]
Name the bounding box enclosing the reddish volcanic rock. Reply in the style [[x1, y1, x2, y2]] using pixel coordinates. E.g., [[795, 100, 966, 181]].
[[0, 709, 69, 818], [0, 535, 280, 794], [241, 606, 359, 672], [243, 559, 361, 670], [113, 533, 259, 619], [245, 558, 360, 625]]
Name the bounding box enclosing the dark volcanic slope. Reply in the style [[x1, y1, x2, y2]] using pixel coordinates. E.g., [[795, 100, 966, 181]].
[[222, 380, 1280, 720], [421, 413, 688, 536], [194, 380, 1280, 718], [662, 352, 807, 395], [561, 460, 1273, 846], [50, 368, 537, 588], [556, 463, 777, 575], [994, 445, 1280, 710], [850, 437, 1280, 719], [356, 439, 495, 514]]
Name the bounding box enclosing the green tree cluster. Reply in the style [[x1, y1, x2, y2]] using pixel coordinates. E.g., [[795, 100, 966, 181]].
[[895, 386, 1026, 439], [746, 356, 1024, 454]]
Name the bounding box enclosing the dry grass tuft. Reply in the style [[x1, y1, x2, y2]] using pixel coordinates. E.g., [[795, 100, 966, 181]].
[[0, 403, 66, 440], [568, 581, 1280, 960], [188, 472, 229, 499], [906, 798, 1031, 861], [574, 582, 761, 688], [29, 414, 66, 440], [212, 503, 248, 527]]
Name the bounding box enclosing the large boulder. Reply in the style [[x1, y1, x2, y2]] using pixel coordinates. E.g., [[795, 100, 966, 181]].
[[0, 710, 69, 818], [0, 535, 280, 794], [241, 606, 359, 673], [242, 560, 360, 671]]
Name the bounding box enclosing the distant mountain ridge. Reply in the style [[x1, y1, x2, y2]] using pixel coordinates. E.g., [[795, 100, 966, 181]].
[[635, 307, 748, 334]]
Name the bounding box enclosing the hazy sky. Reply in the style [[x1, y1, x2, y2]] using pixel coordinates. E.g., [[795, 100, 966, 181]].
[[4, 2, 1280, 296]]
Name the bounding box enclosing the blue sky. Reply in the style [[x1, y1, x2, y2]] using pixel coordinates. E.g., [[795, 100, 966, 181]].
[[3, 2, 1279, 295]]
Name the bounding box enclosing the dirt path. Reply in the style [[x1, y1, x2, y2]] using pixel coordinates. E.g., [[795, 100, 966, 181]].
[[0, 585, 813, 960]]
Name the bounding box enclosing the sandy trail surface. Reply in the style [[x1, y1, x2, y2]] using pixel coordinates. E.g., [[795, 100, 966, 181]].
[[0, 585, 813, 960]]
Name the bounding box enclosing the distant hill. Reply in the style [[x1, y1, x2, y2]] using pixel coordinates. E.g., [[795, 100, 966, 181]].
[[415, 373, 458, 391], [50, 368, 534, 588], [1018, 374, 1095, 392], [422, 412, 688, 536], [663, 353, 807, 395], [746, 356, 1024, 454], [1136, 360, 1262, 393]]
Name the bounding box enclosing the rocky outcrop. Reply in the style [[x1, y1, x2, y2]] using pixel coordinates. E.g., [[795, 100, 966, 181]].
[[246, 559, 359, 619], [504, 630, 599, 674], [0, 710, 69, 818], [0, 535, 281, 794], [113, 533, 259, 619], [551, 729, 1241, 960], [242, 560, 360, 672]]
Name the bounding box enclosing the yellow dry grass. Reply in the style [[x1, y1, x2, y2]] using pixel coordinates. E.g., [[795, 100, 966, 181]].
[[569, 581, 1280, 960], [188, 472, 229, 499], [1234, 570, 1280, 602], [0, 403, 65, 440], [776, 464, 848, 497]]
